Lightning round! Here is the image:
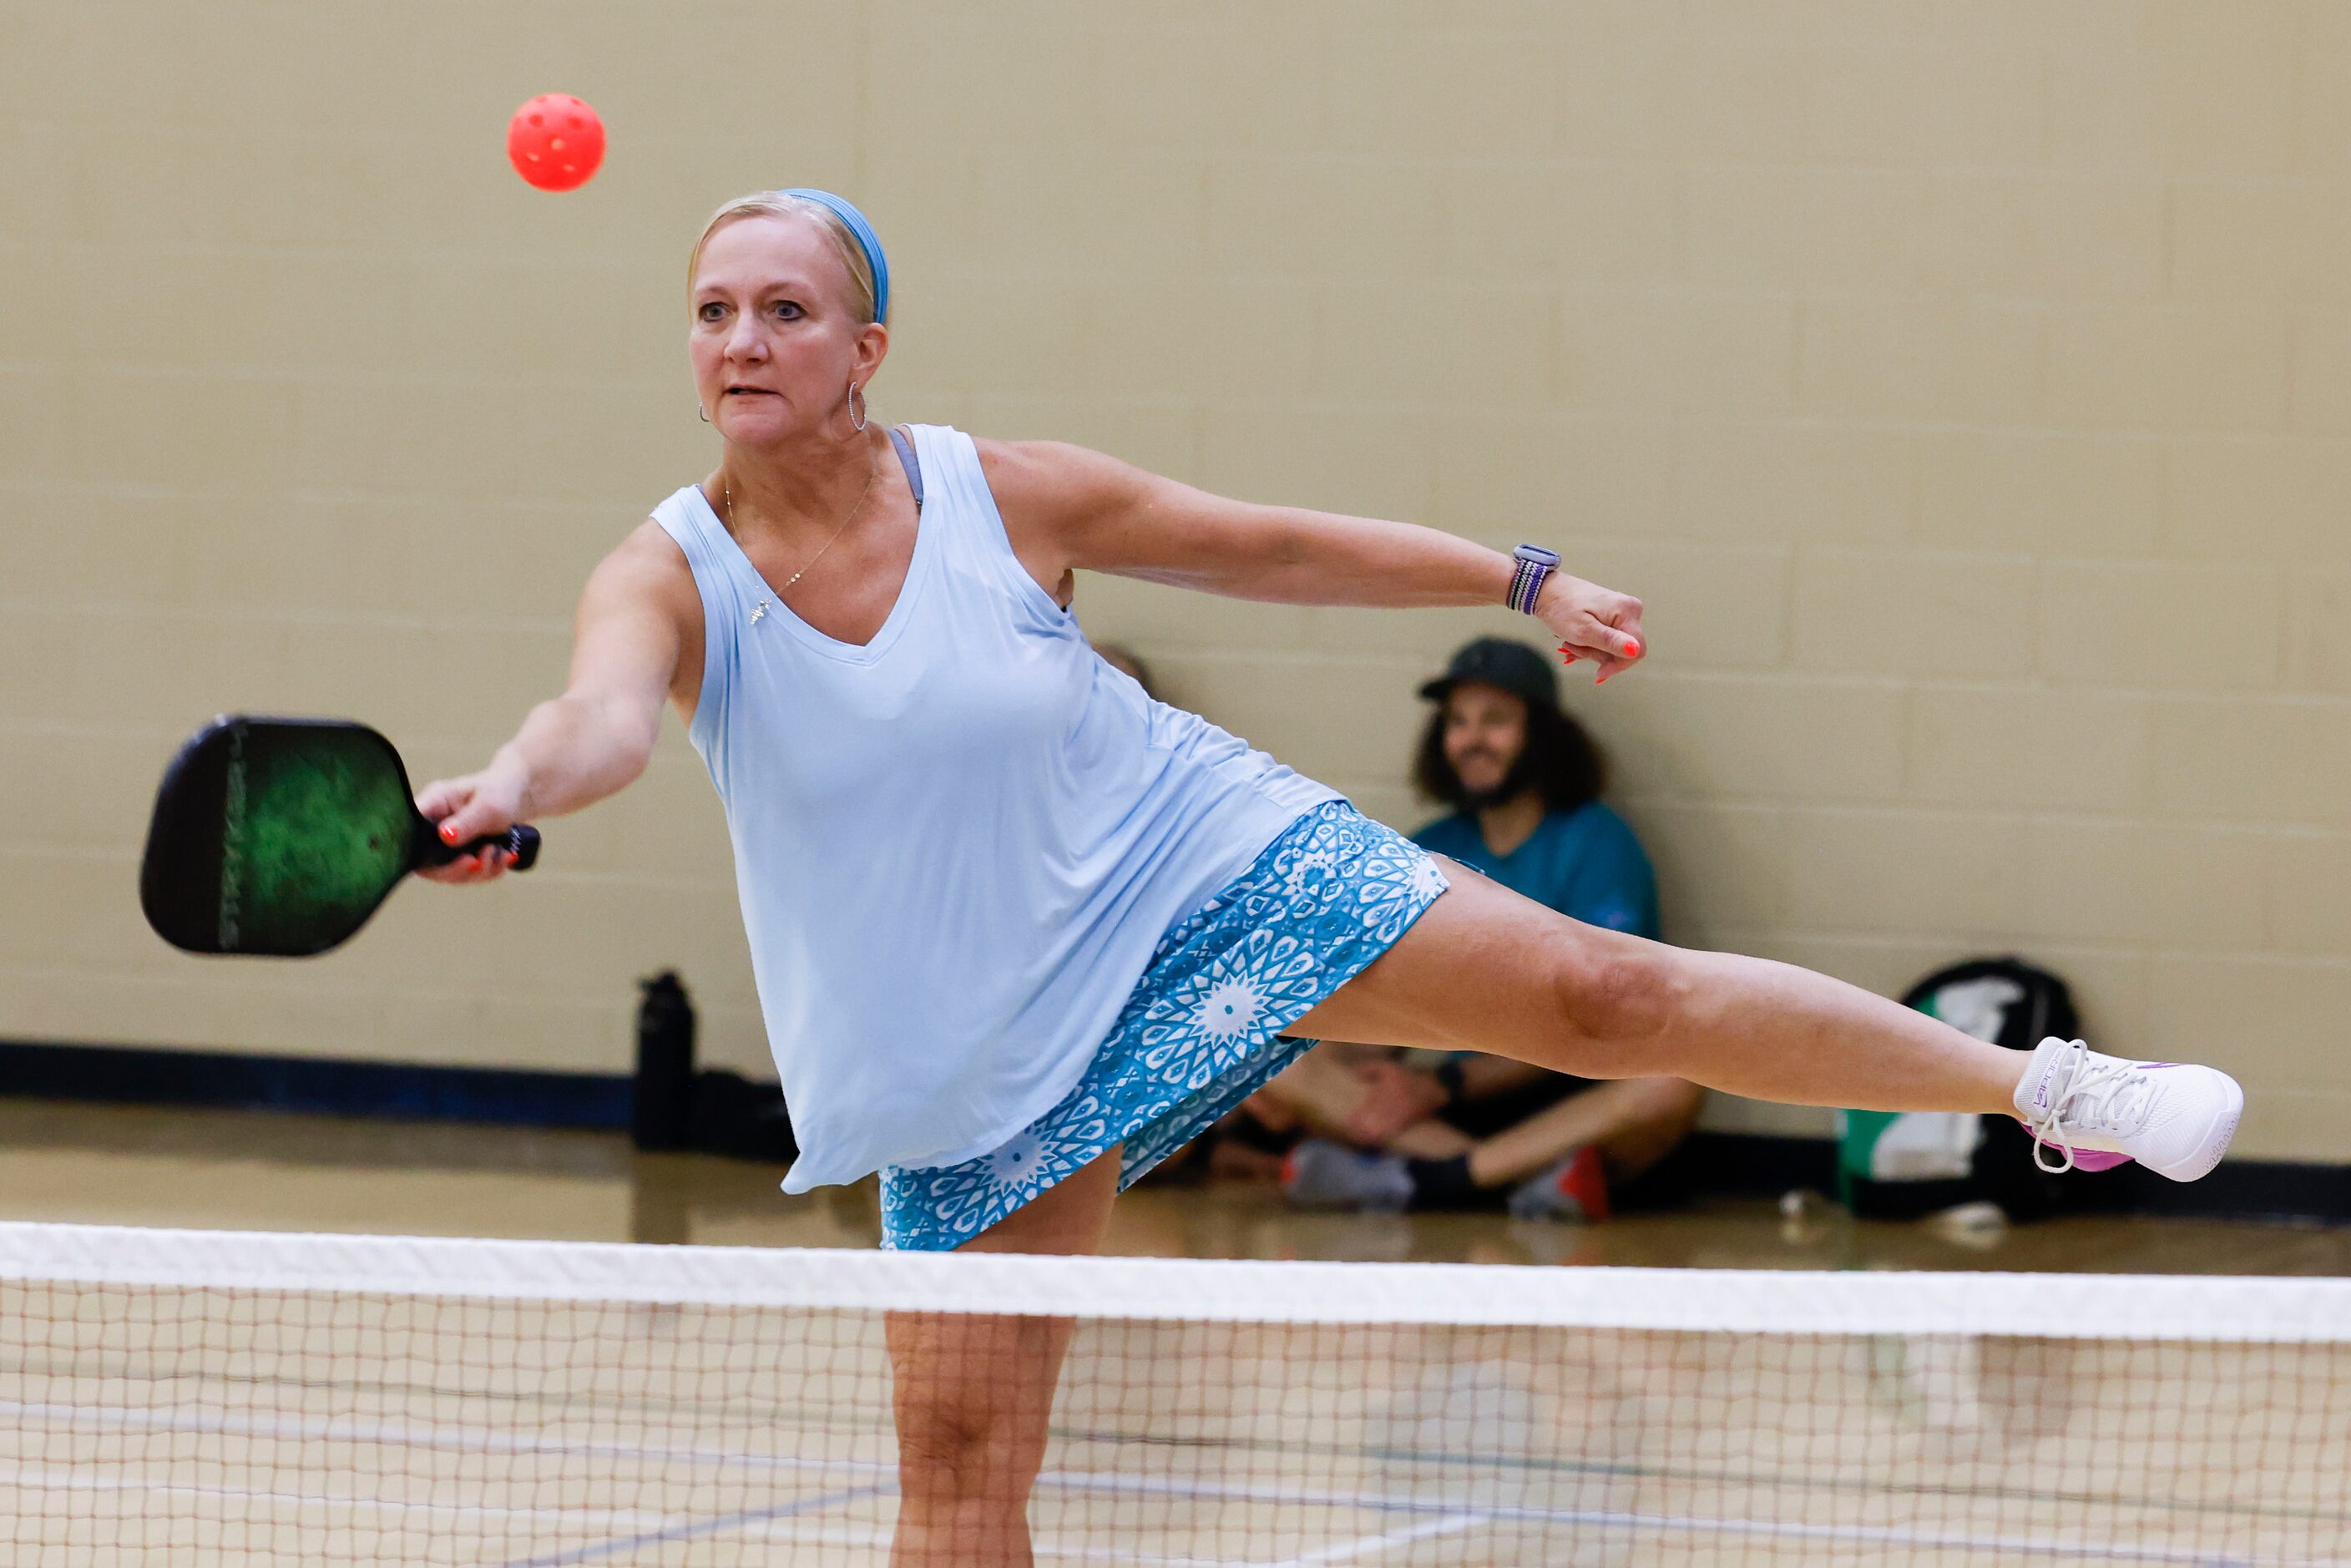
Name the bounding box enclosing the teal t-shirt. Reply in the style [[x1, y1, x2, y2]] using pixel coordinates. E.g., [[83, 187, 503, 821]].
[[1411, 802, 1661, 939]]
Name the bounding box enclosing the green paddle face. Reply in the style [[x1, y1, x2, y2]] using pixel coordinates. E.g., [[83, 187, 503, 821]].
[[139, 716, 538, 958]]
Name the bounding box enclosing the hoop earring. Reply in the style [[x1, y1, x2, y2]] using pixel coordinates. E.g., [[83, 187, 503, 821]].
[[847, 383, 868, 432], [698, 405, 710, 422]]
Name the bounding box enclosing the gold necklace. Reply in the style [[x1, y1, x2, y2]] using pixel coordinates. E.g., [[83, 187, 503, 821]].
[[724, 442, 879, 596]]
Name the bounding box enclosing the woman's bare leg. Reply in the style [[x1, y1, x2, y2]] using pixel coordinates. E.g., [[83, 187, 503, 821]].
[[1288, 862, 2026, 1117], [886, 1149, 1122, 1568]]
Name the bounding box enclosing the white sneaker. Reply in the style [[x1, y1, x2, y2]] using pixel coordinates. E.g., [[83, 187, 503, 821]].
[[2011, 1038, 2243, 1182]]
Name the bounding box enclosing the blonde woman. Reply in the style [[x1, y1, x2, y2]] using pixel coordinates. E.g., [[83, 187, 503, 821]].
[[417, 189, 2243, 1565]]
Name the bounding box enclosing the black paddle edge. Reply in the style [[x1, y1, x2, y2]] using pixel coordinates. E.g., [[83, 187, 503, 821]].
[[139, 718, 238, 953]]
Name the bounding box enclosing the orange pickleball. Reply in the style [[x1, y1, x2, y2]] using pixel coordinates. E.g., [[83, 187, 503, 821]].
[[507, 94, 604, 192]]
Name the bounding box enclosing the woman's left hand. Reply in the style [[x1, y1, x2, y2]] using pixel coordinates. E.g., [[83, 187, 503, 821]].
[[1538, 573, 1647, 684]]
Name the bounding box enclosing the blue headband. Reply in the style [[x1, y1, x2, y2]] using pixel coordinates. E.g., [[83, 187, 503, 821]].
[[781, 188, 889, 326]]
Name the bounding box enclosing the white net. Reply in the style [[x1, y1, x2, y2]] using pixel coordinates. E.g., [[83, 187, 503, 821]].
[[0, 1222, 2344, 1565]]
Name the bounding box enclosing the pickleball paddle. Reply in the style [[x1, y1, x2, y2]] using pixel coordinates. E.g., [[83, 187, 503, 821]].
[[139, 716, 539, 958]]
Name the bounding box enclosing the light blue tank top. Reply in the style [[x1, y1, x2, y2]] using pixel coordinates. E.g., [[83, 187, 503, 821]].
[[653, 425, 1337, 1191]]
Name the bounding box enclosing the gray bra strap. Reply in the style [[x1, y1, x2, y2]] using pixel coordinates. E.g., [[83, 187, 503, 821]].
[[888, 425, 923, 511]]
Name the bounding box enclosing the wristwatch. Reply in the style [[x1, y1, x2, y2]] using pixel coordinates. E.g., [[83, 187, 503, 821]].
[[1508, 544, 1560, 615]]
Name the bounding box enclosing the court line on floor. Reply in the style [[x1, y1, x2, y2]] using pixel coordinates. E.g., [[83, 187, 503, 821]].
[[1266, 1510, 1493, 1566], [0, 1398, 892, 1479], [727, 1517, 1264, 1566], [1027, 1465, 2339, 1566], [1046, 1419, 2351, 1531], [500, 1484, 892, 1568], [0, 1461, 675, 1531], [9, 1399, 2341, 1566], [27, 1358, 2341, 1531]]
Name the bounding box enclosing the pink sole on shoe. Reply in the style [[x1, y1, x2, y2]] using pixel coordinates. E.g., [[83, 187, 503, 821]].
[[2014, 1117, 2133, 1172]]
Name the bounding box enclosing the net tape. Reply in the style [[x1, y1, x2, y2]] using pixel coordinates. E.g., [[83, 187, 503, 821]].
[[1, 1220, 2345, 1338]]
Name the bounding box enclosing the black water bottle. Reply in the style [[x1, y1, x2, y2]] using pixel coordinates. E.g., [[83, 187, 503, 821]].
[[632, 970, 696, 1151]]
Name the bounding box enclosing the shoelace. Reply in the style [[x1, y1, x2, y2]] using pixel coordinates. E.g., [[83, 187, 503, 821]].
[[2027, 1042, 2157, 1175]]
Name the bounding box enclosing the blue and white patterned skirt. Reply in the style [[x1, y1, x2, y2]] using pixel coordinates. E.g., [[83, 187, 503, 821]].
[[878, 800, 1450, 1252]]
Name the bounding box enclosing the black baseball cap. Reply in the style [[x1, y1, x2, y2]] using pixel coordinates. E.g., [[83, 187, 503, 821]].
[[1417, 636, 1560, 711]]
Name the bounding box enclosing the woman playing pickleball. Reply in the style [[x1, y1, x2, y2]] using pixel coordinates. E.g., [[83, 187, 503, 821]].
[[417, 190, 2244, 1566]]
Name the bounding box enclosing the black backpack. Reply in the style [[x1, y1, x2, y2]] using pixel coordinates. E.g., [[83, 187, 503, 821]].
[[1838, 957, 2081, 1222]]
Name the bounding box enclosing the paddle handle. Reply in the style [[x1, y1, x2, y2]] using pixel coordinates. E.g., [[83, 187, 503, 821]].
[[422, 824, 542, 873]]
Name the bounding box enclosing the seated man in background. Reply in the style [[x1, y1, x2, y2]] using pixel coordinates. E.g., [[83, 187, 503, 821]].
[[1263, 637, 1704, 1221]]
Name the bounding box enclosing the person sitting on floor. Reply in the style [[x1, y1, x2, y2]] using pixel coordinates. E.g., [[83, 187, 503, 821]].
[[1264, 636, 1705, 1220]]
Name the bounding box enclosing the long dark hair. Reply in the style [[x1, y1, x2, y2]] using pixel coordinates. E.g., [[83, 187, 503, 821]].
[[1412, 695, 1606, 814]]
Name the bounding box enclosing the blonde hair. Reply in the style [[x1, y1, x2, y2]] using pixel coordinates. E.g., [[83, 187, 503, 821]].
[[686, 192, 880, 326]]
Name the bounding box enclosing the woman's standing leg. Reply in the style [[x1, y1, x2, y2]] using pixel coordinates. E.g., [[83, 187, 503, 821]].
[[886, 1148, 1122, 1568]]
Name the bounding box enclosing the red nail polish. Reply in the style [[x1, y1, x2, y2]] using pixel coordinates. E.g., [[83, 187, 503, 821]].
[[1624, 640, 1642, 659], [440, 822, 460, 842]]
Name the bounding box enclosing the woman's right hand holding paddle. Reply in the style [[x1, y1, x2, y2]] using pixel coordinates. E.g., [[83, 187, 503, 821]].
[[415, 764, 530, 883]]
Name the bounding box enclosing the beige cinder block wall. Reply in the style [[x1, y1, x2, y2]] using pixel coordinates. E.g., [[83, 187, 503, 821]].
[[2, 3, 2343, 1161]]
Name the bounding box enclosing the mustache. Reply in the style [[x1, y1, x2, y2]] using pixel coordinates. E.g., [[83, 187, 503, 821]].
[[1453, 746, 1535, 812]]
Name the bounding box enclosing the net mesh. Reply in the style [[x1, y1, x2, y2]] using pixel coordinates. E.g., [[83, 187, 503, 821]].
[[1, 1222, 2344, 1565]]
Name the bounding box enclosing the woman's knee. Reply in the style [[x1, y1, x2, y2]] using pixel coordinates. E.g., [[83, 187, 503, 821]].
[[888, 1309, 1062, 1507], [1549, 936, 1687, 1055], [896, 1393, 1037, 1504]]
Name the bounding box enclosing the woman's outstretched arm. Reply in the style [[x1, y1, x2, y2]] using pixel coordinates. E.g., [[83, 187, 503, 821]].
[[414, 523, 693, 883], [978, 438, 1648, 677]]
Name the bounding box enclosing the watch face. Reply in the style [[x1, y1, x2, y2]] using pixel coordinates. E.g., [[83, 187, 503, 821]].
[[1516, 545, 1560, 566]]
